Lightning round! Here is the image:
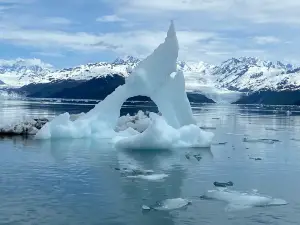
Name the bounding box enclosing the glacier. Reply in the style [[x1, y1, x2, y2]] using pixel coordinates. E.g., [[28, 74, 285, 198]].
[[0, 90, 22, 100], [35, 22, 214, 149], [189, 86, 242, 104]]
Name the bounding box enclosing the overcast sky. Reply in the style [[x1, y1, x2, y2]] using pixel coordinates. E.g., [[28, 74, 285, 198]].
[[0, 0, 299, 68]]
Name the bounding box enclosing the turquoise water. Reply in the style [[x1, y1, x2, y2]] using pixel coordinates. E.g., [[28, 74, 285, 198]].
[[1, 100, 300, 224]]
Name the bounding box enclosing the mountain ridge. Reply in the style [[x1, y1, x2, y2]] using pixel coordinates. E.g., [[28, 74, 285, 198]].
[[0, 56, 299, 93]]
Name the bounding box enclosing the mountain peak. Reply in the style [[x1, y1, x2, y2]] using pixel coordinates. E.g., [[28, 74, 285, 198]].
[[113, 56, 140, 65], [221, 57, 293, 70]]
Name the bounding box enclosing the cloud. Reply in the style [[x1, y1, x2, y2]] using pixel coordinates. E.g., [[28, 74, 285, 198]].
[[0, 24, 222, 61], [96, 14, 126, 22], [253, 36, 281, 45], [0, 0, 299, 66], [0, 57, 53, 68], [115, 0, 300, 25]]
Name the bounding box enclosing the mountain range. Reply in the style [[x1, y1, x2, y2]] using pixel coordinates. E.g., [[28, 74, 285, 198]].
[[1, 56, 300, 104]]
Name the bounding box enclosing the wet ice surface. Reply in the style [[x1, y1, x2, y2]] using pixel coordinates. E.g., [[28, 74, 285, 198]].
[[1, 100, 300, 224], [201, 188, 287, 212], [142, 198, 192, 211]]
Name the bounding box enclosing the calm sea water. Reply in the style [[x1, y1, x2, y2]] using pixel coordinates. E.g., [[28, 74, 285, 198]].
[[1, 99, 300, 225]]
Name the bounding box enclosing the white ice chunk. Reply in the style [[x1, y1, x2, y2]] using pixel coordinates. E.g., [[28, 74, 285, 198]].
[[114, 113, 213, 149], [201, 189, 287, 211], [127, 174, 168, 181], [142, 198, 191, 211], [115, 111, 151, 133]]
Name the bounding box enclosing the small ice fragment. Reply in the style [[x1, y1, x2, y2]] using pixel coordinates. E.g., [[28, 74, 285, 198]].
[[127, 174, 168, 181], [212, 142, 227, 145], [185, 153, 191, 160], [214, 181, 234, 188], [249, 157, 262, 161], [193, 154, 202, 161], [151, 198, 191, 211], [142, 205, 151, 210]]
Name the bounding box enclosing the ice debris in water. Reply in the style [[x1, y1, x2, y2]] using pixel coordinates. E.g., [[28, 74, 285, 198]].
[[243, 138, 280, 144], [0, 118, 49, 136], [35, 21, 214, 149], [199, 126, 217, 130], [127, 174, 169, 181], [213, 181, 233, 188], [114, 166, 168, 181], [142, 198, 191, 211], [200, 189, 287, 211]]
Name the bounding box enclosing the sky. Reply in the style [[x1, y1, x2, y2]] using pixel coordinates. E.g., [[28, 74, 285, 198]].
[[0, 0, 299, 68]]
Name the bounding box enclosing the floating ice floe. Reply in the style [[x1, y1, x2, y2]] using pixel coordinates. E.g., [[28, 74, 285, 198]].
[[113, 164, 168, 181], [142, 198, 191, 211], [243, 138, 280, 144], [200, 189, 287, 211], [127, 174, 169, 181], [35, 22, 214, 149]]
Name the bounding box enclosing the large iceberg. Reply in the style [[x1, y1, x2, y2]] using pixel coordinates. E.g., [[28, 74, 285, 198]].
[[36, 22, 214, 149]]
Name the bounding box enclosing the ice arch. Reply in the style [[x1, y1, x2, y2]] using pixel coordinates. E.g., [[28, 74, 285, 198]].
[[78, 21, 195, 128], [36, 22, 213, 148]]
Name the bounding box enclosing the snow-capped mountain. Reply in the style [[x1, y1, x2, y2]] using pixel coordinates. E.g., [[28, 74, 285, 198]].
[[0, 58, 54, 87], [1, 56, 299, 92], [0, 56, 143, 87], [212, 57, 300, 91]]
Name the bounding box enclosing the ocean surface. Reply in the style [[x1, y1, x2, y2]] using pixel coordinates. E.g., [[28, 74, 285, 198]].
[[1, 99, 300, 225]]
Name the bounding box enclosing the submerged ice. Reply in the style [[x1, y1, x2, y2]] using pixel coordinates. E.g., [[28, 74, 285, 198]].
[[35, 22, 214, 148]]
